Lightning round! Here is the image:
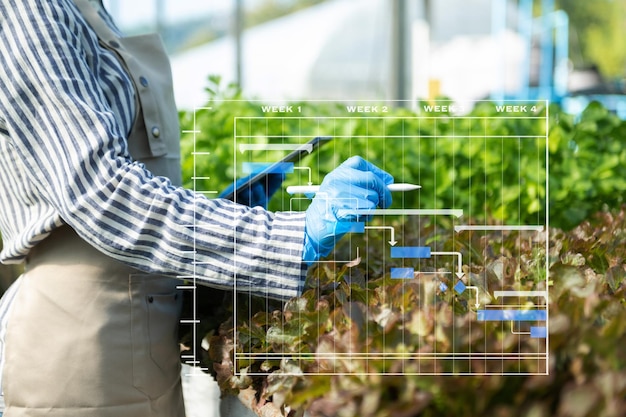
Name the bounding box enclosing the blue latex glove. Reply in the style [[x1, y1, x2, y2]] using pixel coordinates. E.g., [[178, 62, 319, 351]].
[[302, 156, 393, 264], [219, 173, 284, 208]]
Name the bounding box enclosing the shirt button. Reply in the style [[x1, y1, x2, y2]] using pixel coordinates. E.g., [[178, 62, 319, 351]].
[[139, 76, 149, 87], [151, 126, 161, 138], [109, 40, 120, 48]]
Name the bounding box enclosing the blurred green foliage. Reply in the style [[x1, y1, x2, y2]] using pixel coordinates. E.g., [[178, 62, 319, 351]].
[[179, 77, 626, 231], [549, 101, 626, 228], [556, 0, 626, 78]]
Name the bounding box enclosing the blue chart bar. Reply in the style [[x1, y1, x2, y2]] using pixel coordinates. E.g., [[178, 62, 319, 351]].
[[530, 326, 548, 338], [390, 246, 431, 259], [477, 310, 547, 322], [346, 222, 365, 233], [242, 162, 295, 174], [390, 268, 414, 279]]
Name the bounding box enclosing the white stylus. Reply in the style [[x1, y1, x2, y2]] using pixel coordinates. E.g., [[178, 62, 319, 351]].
[[286, 183, 421, 195]]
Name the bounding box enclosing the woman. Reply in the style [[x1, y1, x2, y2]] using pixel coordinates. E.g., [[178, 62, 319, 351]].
[[0, 0, 392, 415]]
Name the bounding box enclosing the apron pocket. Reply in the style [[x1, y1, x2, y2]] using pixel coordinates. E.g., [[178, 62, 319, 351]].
[[130, 274, 182, 399]]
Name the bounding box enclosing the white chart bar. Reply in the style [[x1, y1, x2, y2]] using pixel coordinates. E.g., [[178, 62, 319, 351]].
[[238, 143, 313, 153], [454, 225, 544, 232], [338, 209, 463, 217], [494, 291, 548, 299]]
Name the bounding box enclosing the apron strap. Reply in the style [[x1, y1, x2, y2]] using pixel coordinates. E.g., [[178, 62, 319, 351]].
[[71, 0, 143, 91], [70, 0, 182, 184], [72, 0, 121, 45]]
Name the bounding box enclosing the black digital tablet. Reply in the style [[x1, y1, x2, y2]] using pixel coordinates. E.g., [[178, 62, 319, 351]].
[[221, 136, 332, 202]]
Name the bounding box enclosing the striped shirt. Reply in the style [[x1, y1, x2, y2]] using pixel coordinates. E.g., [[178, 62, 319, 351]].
[[0, 0, 307, 300]]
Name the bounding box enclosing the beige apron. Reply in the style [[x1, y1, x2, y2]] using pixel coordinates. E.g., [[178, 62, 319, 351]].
[[2, 1, 185, 415]]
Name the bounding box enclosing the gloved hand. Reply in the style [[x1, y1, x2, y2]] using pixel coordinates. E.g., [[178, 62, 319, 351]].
[[219, 173, 284, 208], [302, 156, 393, 264]]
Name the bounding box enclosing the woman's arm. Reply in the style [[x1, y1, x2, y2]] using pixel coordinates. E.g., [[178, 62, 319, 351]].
[[0, 0, 306, 300]]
